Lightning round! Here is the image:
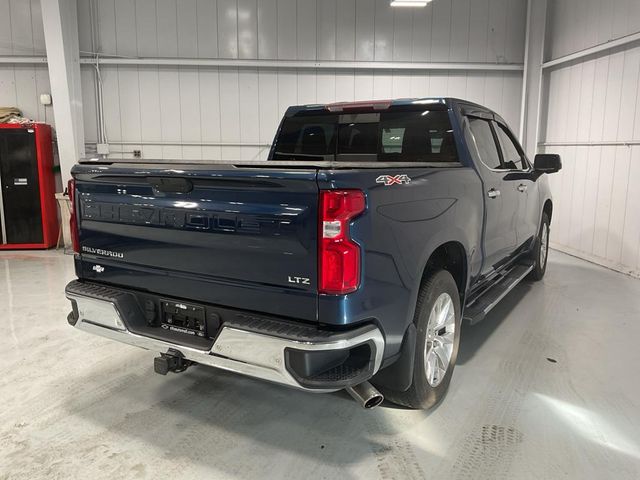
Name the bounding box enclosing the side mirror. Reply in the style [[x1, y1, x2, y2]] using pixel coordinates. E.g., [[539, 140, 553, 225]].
[[534, 153, 562, 173]]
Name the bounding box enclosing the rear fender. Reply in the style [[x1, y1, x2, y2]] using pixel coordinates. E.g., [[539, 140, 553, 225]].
[[404, 227, 473, 330]]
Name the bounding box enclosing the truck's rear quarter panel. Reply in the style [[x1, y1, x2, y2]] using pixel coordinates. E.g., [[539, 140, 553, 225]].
[[318, 166, 483, 355]]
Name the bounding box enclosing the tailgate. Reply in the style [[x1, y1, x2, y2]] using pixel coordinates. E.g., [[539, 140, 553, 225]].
[[73, 163, 319, 321]]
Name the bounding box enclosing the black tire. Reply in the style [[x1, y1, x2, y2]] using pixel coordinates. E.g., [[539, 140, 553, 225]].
[[528, 212, 550, 281], [382, 270, 462, 409]]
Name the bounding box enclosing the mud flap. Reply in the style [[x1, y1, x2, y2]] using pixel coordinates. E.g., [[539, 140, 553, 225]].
[[371, 323, 416, 392]]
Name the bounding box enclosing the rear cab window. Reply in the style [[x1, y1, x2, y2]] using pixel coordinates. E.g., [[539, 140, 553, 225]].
[[271, 108, 458, 163]]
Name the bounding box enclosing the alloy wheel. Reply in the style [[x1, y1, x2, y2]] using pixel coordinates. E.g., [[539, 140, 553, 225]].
[[424, 292, 456, 387]]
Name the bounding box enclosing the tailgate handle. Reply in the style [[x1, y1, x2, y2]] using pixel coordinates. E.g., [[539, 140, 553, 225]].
[[148, 177, 193, 194]]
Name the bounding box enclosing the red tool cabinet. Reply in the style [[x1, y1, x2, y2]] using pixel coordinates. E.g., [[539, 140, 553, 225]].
[[0, 123, 58, 249]]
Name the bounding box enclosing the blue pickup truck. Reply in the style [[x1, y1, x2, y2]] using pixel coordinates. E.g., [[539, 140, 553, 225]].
[[65, 97, 561, 409]]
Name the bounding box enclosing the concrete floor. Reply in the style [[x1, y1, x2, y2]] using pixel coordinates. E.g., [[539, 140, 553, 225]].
[[1, 250, 639, 479]]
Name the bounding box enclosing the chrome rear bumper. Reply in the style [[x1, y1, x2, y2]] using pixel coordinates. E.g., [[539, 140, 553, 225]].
[[66, 285, 384, 392]]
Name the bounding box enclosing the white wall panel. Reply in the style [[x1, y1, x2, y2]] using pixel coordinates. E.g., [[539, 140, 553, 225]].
[[277, 70, 298, 117], [217, 0, 238, 59], [136, 0, 158, 56], [545, 47, 640, 146], [219, 68, 241, 159], [317, 0, 337, 61], [391, 72, 411, 98], [9, 0, 35, 55], [197, 0, 219, 58], [392, 9, 412, 62], [354, 70, 374, 100], [543, 39, 640, 277], [237, 0, 258, 59], [257, 69, 278, 143], [138, 67, 162, 157], [238, 68, 260, 160], [177, 0, 198, 58], [115, 0, 138, 57], [575, 61, 595, 143], [548, 145, 640, 277], [505, 0, 525, 64], [117, 68, 141, 143], [257, 0, 277, 59], [355, 0, 375, 61], [430, 0, 451, 63], [80, 68, 97, 140], [410, 2, 431, 62], [450, 0, 470, 62], [337, 0, 357, 61], [178, 68, 202, 160], [82, 65, 522, 162], [487, 0, 507, 62], [12, 66, 38, 119], [277, 0, 297, 60], [102, 67, 122, 143], [372, 71, 392, 99], [30, 0, 45, 54], [547, 0, 640, 60], [76, 0, 527, 163], [621, 148, 640, 271], [315, 69, 336, 103], [296, 69, 316, 105], [0, 71, 18, 117], [97, 0, 117, 54], [158, 69, 181, 158], [79, 0, 529, 63], [296, 0, 316, 60], [0, 1, 53, 127], [199, 68, 222, 160], [468, 0, 489, 62]]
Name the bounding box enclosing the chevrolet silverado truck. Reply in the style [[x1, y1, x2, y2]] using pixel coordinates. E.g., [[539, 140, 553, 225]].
[[65, 97, 561, 409]]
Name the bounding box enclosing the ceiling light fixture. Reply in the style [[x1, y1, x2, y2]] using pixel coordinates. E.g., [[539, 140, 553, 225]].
[[390, 0, 430, 7]]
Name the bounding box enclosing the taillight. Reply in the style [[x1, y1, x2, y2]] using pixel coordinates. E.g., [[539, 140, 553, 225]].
[[318, 190, 366, 295], [68, 178, 80, 253]]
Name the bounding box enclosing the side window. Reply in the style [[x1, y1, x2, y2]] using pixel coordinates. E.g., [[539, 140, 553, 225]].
[[494, 124, 526, 170], [468, 118, 501, 169], [381, 128, 404, 153]]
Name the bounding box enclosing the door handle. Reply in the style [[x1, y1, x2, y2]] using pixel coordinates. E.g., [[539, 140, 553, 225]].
[[487, 188, 501, 199], [517, 183, 528, 193]]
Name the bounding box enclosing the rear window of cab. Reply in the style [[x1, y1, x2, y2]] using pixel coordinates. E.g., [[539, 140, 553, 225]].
[[272, 110, 458, 163]]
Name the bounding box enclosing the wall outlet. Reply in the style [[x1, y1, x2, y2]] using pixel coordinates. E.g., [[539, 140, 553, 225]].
[[96, 143, 110, 155], [39, 93, 52, 105]]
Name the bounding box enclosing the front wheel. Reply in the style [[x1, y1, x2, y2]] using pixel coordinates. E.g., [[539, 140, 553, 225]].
[[382, 270, 461, 409], [528, 212, 550, 281]]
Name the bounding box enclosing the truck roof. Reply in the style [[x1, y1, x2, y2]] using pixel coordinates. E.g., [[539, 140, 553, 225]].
[[285, 97, 494, 117]]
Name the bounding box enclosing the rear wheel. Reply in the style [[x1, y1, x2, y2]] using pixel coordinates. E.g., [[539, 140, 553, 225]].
[[382, 270, 461, 409], [528, 212, 550, 281]]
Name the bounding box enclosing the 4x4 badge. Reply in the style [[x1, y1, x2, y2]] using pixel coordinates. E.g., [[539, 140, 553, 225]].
[[376, 174, 411, 186]]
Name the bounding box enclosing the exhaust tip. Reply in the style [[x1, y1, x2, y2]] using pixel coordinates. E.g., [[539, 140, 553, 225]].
[[364, 394, 384, 409], [345, 381, 384, 409]]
